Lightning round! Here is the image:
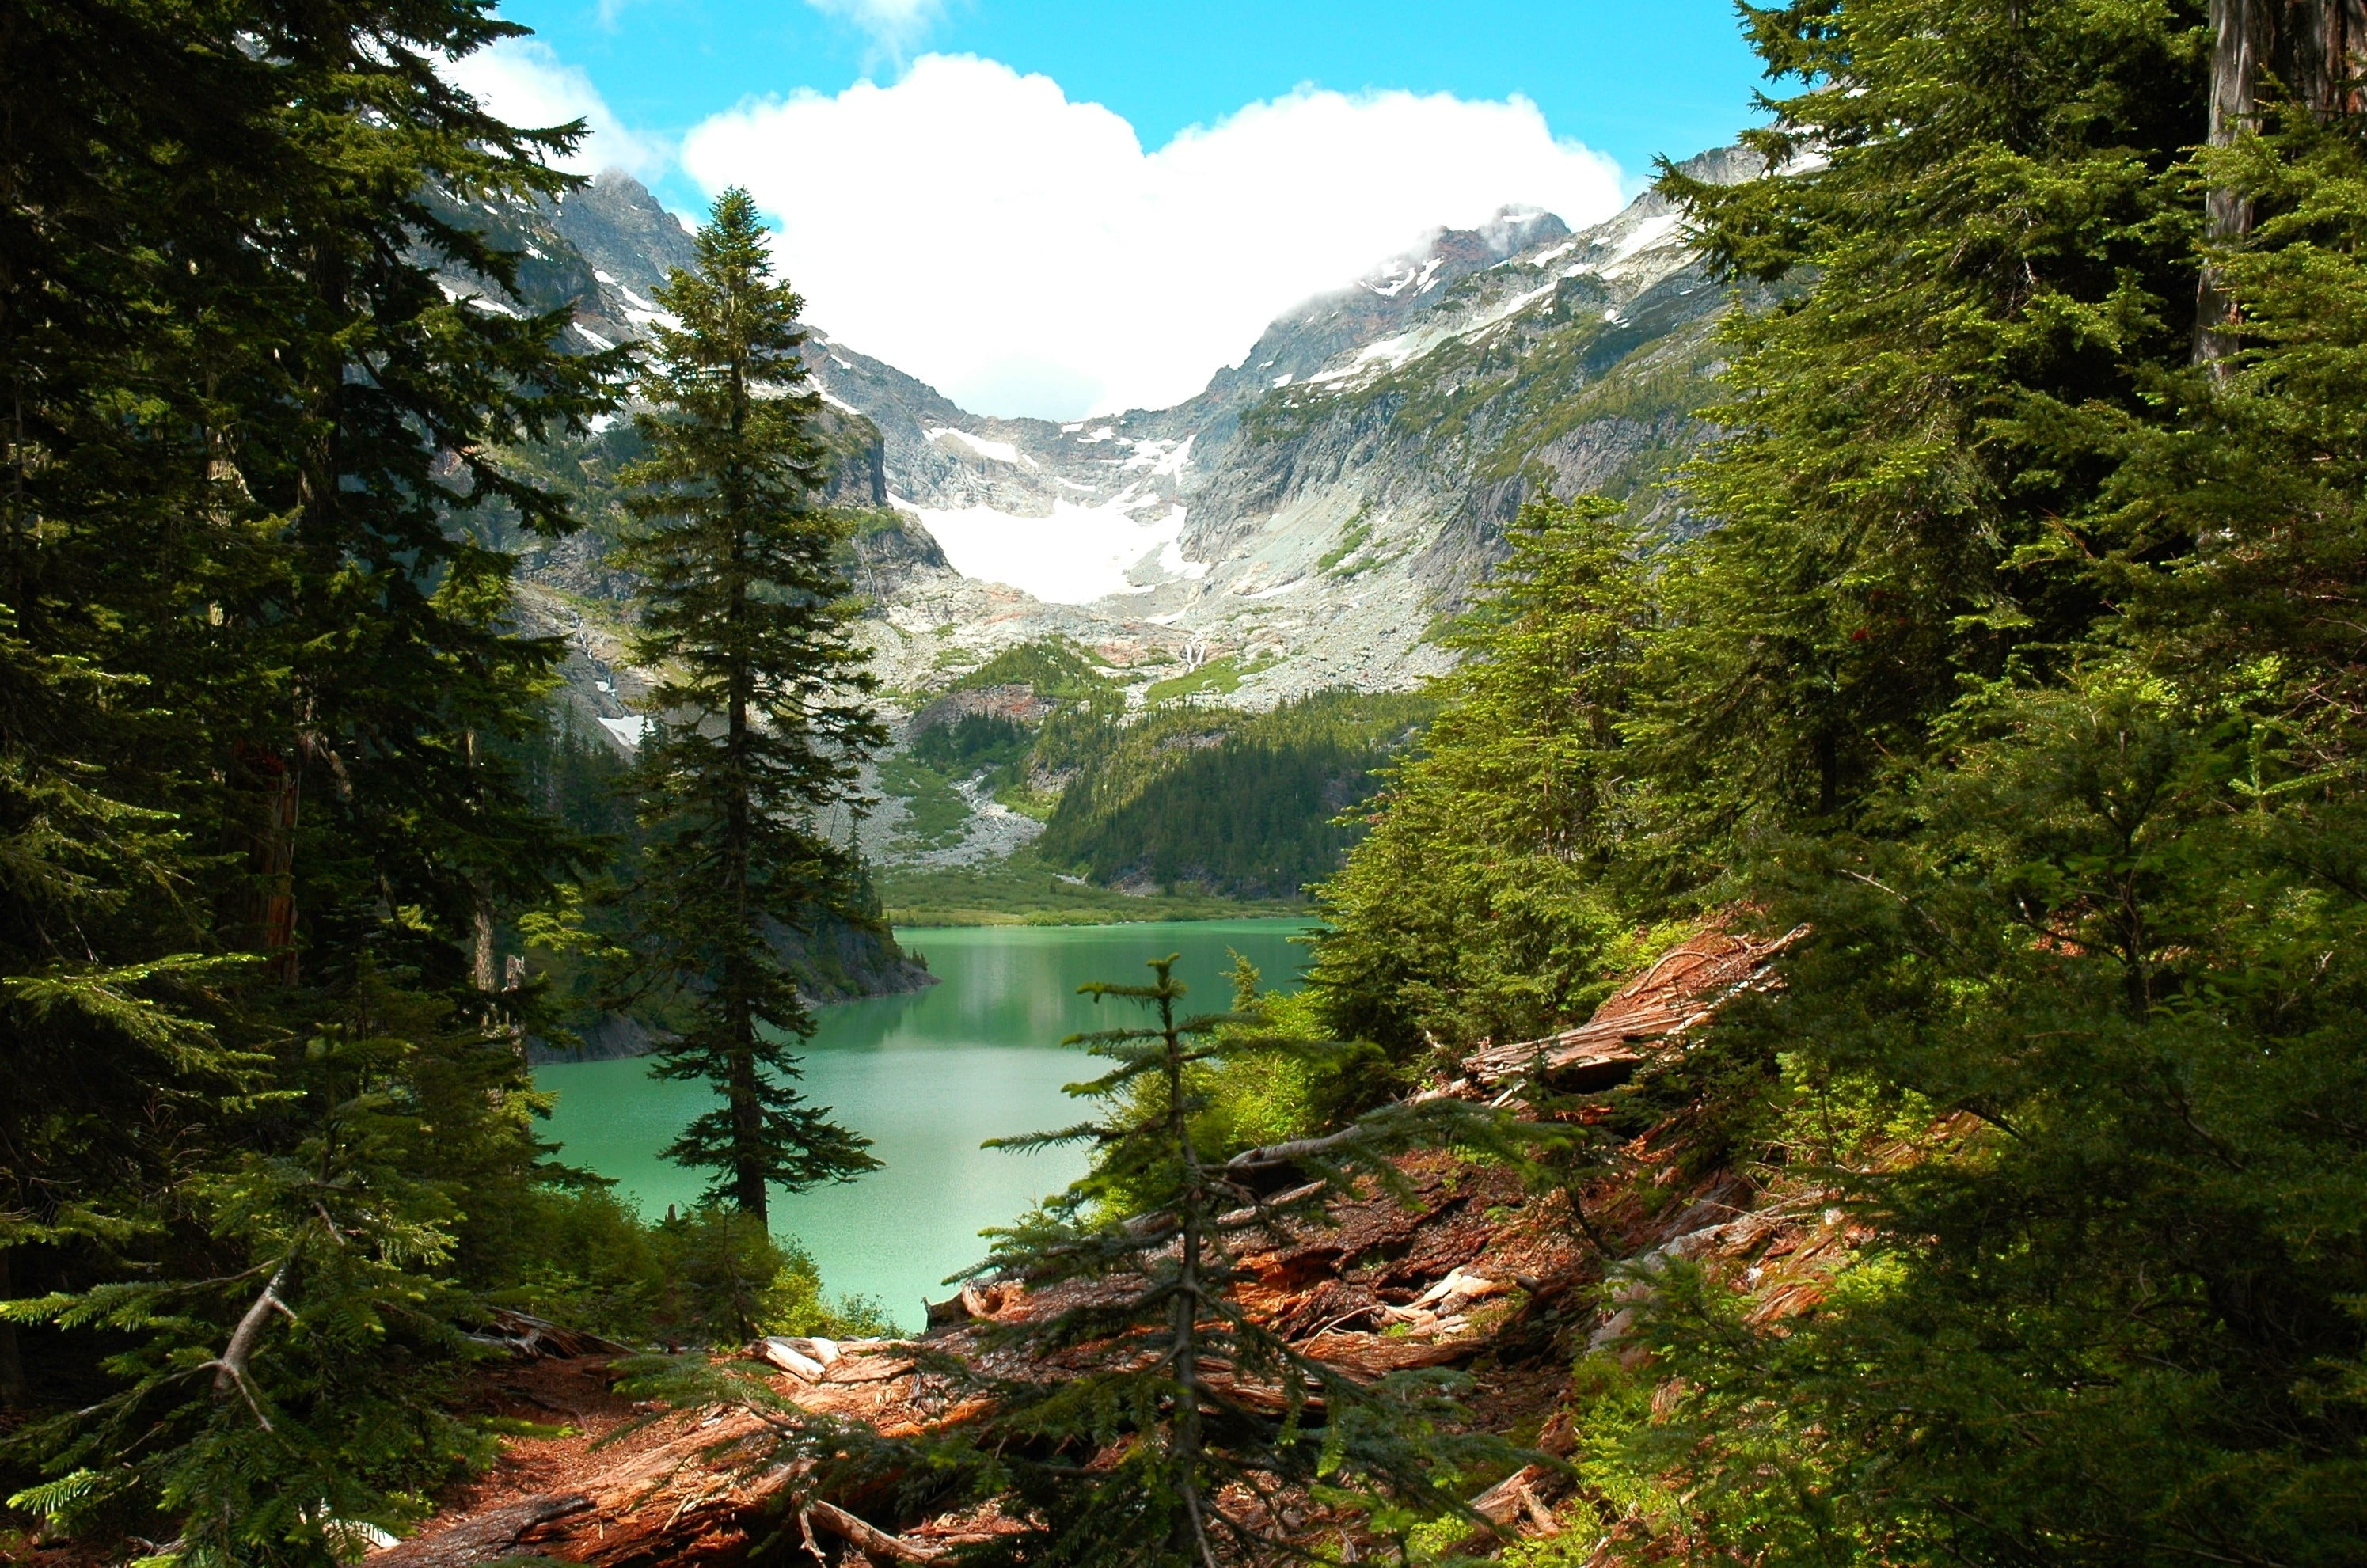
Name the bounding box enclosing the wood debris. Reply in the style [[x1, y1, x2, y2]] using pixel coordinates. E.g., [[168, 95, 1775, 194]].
[[363, 919, 1878, 1566], [1461, 924, 1805, 1086]]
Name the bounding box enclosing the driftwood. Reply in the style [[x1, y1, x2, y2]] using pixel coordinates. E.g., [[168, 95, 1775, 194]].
[[1462, 924, 1806, 1086]]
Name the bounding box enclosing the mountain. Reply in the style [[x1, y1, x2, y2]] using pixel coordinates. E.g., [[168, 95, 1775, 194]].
[[437, 160, 1755, 893], [443, 158, 1753, 715], [791, 149, 1757, 705]]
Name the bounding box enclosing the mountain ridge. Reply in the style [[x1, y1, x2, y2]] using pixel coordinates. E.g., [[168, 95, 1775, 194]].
[[456, 157, 1753, 719]]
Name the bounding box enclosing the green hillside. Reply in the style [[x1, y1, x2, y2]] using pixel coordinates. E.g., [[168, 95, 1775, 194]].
[[1036, 691, 1433, 898]]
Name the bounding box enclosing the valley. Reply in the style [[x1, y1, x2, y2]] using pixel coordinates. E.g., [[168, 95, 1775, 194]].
[[470, 150, 1753, 935]]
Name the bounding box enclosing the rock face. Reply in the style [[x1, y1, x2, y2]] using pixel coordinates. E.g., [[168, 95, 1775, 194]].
[[789, 151, 1761, 708], [439, 156, 1761, 715]]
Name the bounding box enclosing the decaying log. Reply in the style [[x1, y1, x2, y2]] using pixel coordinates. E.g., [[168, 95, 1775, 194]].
[[1468, 1464, 1552, 1530], [806, 1498, 947, 1562], [367, 922, 1851, 1565], [471, 1308, 633, 1361], [1463, 925, 1805, 1085], [372, 1492, 592, 1567], [1301, 1331, 1479, 1378]]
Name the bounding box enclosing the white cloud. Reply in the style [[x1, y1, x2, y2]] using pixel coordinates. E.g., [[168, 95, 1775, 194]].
[[443, 39, 671, 182], [804, 0, 945, 57], [682, 55, 1624, 419]]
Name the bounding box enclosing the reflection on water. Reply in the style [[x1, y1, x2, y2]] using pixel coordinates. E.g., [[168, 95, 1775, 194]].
[[536, 919, 1314, 1327]]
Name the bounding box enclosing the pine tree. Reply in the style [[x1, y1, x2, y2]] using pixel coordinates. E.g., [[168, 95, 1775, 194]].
[[1637, 0, 2209, 851], [1309, 495, 1661, 1057], [638, 958, 1537, 1566], [615, 188, 883, 1224], [1518, 5, 2367, 1562], [3, 0, 629, 1555], [921, 957, 1526, 1566]]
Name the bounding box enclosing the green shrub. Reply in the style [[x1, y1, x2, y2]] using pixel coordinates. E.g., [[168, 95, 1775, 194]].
[[495, 1188, 892, 1346]]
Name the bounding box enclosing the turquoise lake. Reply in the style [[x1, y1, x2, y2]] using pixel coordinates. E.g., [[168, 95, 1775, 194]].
[[534, 919, 1315, 1328]]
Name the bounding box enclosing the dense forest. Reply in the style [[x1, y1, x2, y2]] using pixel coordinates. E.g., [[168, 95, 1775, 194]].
[[1294, 0, 2367, 1558], [0, 3, 893, 1558], [10, 0, 2367, 1564], [1034, 691, 1432, 898], [881, 637, 1428, 903]]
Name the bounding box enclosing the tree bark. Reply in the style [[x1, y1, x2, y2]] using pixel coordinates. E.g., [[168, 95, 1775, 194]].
[[226, 744, 302, 985], [2199, 0, 2367, 364], [726, 340, 766, 1227], [0, 1246, 26, 1407], [466, 729, 500, 995]]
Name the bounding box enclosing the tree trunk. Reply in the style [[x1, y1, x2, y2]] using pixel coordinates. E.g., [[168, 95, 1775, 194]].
[[1163, 982, 1219, 1568], [465, 728, 499, 994], [2199, 0, 2367, 364], [471, 890, 497, 993], [227, 743, 302, 985], [0, 1246, 25, 1406], [727, 454, 765, 1224]]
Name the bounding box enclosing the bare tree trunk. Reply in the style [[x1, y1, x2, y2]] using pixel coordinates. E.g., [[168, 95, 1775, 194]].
[[2198, 0, 2367, 366], [227, 744, 302, 985], [471, 890, 497, 992]]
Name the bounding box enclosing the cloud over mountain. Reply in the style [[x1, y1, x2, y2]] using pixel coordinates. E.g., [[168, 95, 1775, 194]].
[[443, 39, 673, 182], [682, 55, 1624, 419]]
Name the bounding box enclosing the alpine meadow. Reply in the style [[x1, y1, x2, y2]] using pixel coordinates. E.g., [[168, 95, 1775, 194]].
[[6, 2, 2367, 1566]]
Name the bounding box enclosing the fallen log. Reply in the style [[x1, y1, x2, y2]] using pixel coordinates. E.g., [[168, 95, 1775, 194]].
[[1468, 1464, 1551, 1529], [370, 1492, 592, 1566], [1464, 925, 1804, 1085], [807, 1498, 948, 1562]]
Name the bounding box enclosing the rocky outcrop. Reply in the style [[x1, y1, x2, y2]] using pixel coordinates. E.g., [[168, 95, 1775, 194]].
[[906, 682, 1054, 735]]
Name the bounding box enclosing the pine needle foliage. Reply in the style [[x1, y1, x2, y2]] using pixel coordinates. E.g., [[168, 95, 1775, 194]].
[[1309, 495, 1668, 1058], [614, 188, 883, 1223], [1303, 4, 2367, 1563], [623, 958, 1545, 1566], [914, 959, 1537, 1566], [2, 0, 640, 1555]]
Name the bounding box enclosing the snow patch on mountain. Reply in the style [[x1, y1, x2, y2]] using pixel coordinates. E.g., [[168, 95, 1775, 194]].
[[925, 427, 1030, 465], [897, 494, 1189, 605]]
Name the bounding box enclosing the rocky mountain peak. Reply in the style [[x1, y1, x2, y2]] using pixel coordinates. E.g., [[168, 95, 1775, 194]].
[[551, 169, 698, 299], [1201, 206, 1576, 406]]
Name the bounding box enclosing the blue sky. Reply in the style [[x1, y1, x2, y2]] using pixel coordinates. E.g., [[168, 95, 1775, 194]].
[[495, 1, 1770, 211], [463, 1, 1772, 419]]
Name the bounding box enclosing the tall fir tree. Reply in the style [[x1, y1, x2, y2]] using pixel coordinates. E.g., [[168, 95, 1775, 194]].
[[616, 188, 883, 1224], [2, 0, 627, 1557], [1296, 3, 2367, 1563]]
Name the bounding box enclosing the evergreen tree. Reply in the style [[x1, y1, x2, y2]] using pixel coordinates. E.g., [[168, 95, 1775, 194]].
[[1346, 4, 2367, 1562], [920, 957, 1526, 1566], [1309, 495, 1660, 1058], [1636, 0, 2209, 853], [640, 957, 1537, 1566], [615, 188, 882, 1224], [2, 0, 629, 1555]]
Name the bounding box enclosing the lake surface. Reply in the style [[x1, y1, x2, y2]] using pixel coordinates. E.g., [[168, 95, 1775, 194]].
[[536, 919, 1314, 1328]]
